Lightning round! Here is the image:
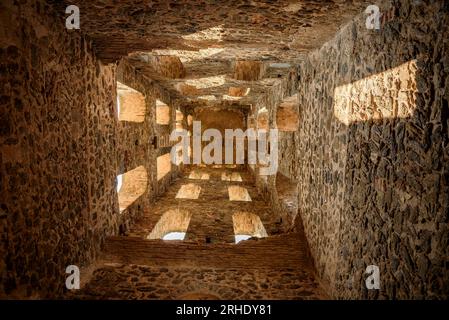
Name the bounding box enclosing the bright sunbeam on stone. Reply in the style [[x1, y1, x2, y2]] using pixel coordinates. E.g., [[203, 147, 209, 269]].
[[176, 183, 202, 199], [334, 60, 418, 125], [188, 171, 210, 180], [228, 186, 251, 201]]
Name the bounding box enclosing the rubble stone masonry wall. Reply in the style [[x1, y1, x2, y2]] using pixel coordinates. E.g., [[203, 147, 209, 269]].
[[1, 1, 121, 298], [296, 0, 449, 299], [115, 59, 183, 234]]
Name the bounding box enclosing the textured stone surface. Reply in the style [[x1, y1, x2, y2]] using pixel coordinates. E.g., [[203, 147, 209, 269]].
[[295, 0, 449, 299], [67, 227, 324, 299], [70, 264, 325, 300], [1, 0, 448, 300], [61, 166, 325, 300], [0, 0, 118, 298], [127, 167, 285, 243], [48, 0, 370, 63], [0, 0, 183, 298]]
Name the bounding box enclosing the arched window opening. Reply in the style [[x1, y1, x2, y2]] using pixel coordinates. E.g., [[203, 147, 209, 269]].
[[116, 174, 123, 192], [147, 209, 192, 240], [234, 234, 252, 244], [162, 232, 186, 240], [232, 212, 268, 244], [175, 109, 184, 131]]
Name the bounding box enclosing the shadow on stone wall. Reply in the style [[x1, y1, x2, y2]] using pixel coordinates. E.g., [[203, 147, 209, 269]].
[[297, 0, 448, 299]]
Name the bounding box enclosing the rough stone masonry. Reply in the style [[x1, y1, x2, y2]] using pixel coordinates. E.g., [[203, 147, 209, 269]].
[[0, 0, 448, 300]]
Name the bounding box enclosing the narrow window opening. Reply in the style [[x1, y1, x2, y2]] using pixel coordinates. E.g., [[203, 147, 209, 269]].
[[117, 82, 146, 122]]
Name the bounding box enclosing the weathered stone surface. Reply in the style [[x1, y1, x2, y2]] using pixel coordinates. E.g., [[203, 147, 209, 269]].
[[1, 0, 447, 301], [69, 264, 325, 300], [47, 0, 370, 63], [295, 0, 449, 299], [0, 0, 119, 298]]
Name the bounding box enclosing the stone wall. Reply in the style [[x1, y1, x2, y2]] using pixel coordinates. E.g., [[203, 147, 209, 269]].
[[0, 0, 118, 298], [249, 66, 301, 231], [192, 108, 246, 165], [115, 59, 183, 234], [296, 0, 449, 299], [70, 232, 326, 300], [0, 0, 182, 298]]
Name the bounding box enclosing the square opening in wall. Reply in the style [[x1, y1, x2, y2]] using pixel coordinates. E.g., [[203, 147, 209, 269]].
[[156, 99, 170, 125]]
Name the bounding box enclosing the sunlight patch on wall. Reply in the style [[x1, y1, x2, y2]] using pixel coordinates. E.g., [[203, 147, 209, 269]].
[[156, 100, 170, 125], [189, 171, 210, 180], [176, 183, 202, 199], [117, 82, 146, 122], [157, 153, 171, 181], [232, 212, 268, 243], [147, 209, 192, 240], [221, 172, 243, 182], [118, 166, 148, 213], [228, 186, 251, 201], [334, 60, 418, 125]]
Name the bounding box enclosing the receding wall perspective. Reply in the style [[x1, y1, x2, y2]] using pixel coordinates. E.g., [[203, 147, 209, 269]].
[[0, 0, 447, 302], [295, 2, 449, 299], [0, 2, 118, 297]]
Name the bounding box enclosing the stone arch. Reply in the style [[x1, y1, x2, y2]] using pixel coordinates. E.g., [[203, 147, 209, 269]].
[[232, 212, 268, 243], [147, 209, 192, 240]]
